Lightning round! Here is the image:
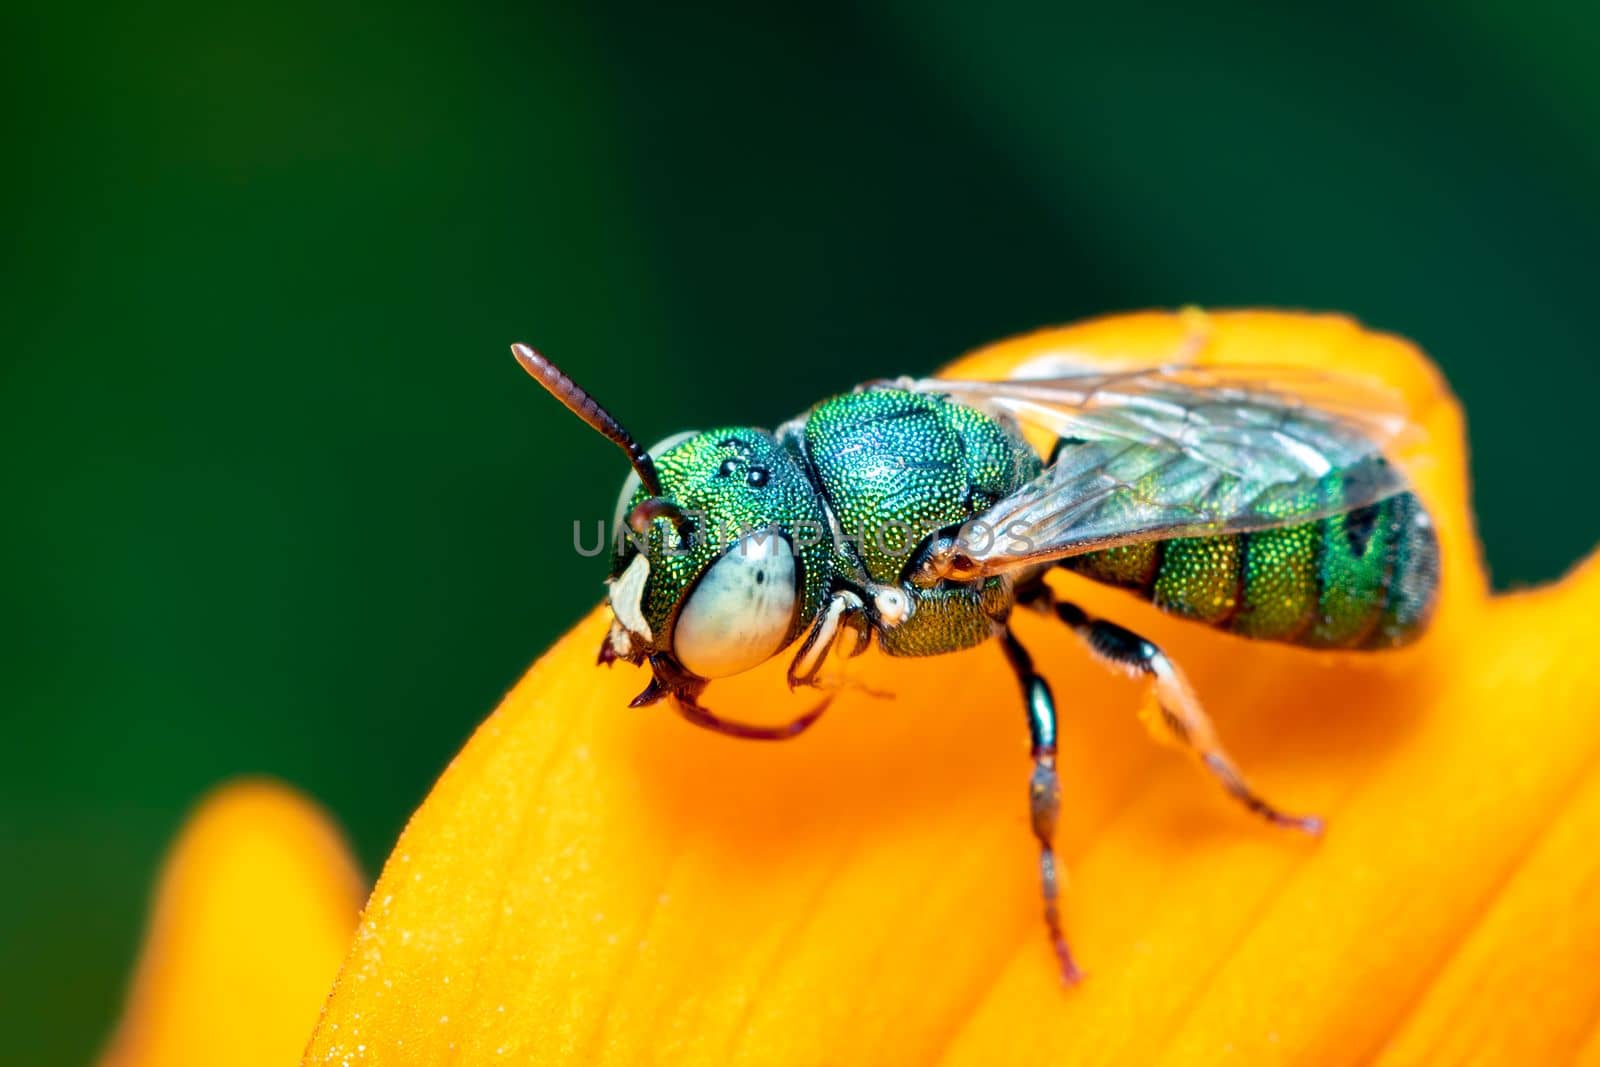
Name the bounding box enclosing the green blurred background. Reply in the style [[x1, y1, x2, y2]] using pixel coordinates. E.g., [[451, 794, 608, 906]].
[[5, 1, 1599, 1062]]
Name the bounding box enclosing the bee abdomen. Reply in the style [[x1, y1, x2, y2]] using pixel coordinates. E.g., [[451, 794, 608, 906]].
[[1062, 492, 1439, 650], [1337, 492, 1439, 649]]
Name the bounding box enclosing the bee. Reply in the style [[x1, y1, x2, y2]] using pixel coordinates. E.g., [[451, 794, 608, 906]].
[[511, 325, 1438, 983]]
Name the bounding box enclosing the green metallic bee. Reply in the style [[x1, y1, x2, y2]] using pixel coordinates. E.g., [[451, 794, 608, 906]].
[[511, 336, 1438, 983]]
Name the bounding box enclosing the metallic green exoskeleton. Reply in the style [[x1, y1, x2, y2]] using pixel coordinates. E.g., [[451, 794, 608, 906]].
[[512, 339, 1439, 984], [1064, 489, 1437, 649]]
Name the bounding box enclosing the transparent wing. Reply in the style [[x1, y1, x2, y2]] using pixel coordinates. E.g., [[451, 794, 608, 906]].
[[889, 360, 1427, 577]]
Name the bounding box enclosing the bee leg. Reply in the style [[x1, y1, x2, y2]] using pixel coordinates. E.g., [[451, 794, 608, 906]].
[[640, 653, 832, 742], [787, 590, 866, 690], [1033, 594, 1323, 836], [999, 626, 1083, 985], [670, 687, 833, 741]]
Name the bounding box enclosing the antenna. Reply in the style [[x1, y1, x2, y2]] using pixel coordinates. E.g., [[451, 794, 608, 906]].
[[511, 343, 664, 497]]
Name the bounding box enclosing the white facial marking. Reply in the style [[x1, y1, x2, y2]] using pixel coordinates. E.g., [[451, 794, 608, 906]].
[[606, 617, 637, 660], [608, 553, 653, 643], [673, 531, 798, 678]]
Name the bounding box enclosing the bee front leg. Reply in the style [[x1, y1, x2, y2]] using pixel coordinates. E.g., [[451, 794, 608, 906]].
[[636, 653, 831, 742], [999, 626, 1083, 985], [670, 686, 832, 741], [1025, 588, 1323, 836], [787, 590, 867, 690]]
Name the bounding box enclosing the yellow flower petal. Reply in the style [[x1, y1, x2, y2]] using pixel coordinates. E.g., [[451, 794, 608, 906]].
[[102, 779, 363, 1067], [1374, 705, 1600, 1066], [305, 311, 1600, 1065]]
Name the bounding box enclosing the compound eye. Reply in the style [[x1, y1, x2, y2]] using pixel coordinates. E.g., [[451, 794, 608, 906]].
[[673, 530, 798, 678]]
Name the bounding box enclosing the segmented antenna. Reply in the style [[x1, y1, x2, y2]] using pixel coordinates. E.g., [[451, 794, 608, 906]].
[[511, 343, 664, 497]]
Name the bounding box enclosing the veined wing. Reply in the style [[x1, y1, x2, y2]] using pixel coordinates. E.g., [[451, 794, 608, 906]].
[[890, 361, 1427, 580]]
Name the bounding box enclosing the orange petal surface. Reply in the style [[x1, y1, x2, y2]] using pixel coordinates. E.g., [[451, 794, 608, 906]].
[[305, 311, 1600, 1065], [102, 779, 364, 1067]]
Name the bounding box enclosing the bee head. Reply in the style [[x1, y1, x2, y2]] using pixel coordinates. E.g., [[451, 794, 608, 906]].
[[512, 344, 824, 683], [604, 429, 816, 678]]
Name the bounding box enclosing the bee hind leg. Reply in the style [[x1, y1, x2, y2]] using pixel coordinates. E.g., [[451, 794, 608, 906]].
[[1024, 588, 1323, 836], [999, 625, 1083, 985]]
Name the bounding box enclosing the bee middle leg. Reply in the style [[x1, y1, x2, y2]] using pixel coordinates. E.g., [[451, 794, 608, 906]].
[[1021, 585, 1323, 836], [999, 624, 1083, 985]]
